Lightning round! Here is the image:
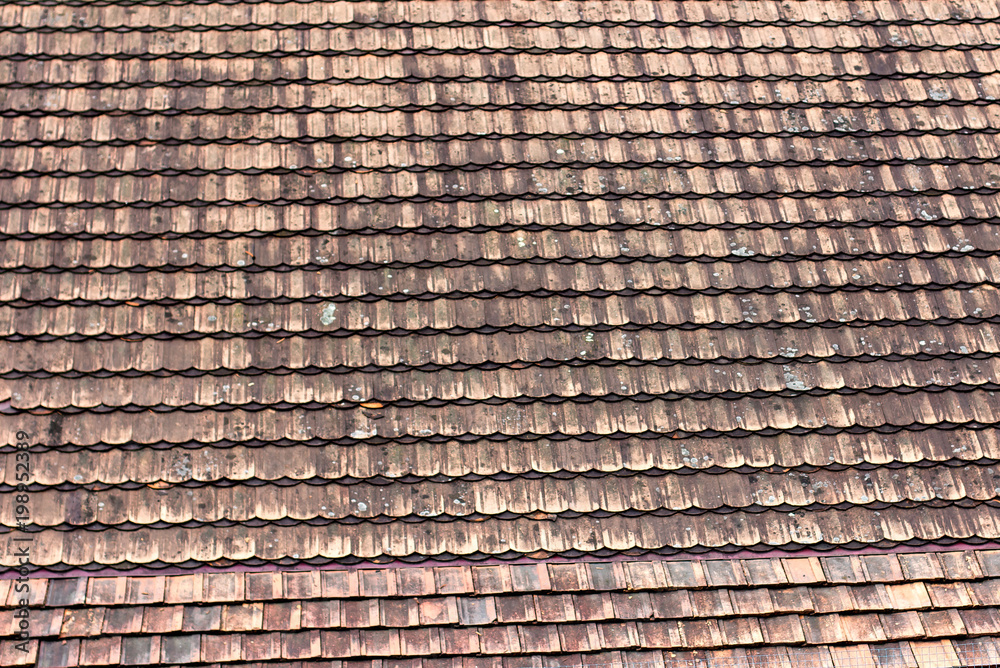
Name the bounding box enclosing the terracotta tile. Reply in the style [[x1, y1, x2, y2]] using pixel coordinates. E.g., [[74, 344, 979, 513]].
[[920, 610, 967, 637], [200, 634, 241, 663], [689, 590, 734, 618], [103, 607, 144, 635], [958, 608, 1000, 635], [440, 627, 480, 655], [663, 562, 706, 589], [547, 564, 588, 591], [45, 579, 87, 607], [573, 593, 615, 621], [418, 597, 459, 625], [517, 624, 560, 653], [61, 608, 105, 637], [86, 579, 126, 606], [125, 577, 164, 605], [37, 639, 80, 668], [910, 640, 961, 668], [241, 632, 281, 661], [587, 562, 627, 591], [434, 567, 473, 595], [399, 568, 437, 597], [285, 570, 322, 599], [265, 601, 302, 630], [885, 583, 932, 610], [79, 637, 121, 666], [204, 572, 244, 603], [509, 564, 551, 592], [322, 571, 360, 599], [840, 614, 888, 643], [399, 627, 441, 656], [822, 557, 865, 584], [678, 620, 722, 648], [281, 631, 322, 661], [558, 623, 602, 652], [718, 617, 764, 646], [953, 637, 1000, 666], [342, 599, 381, 628], [966, 579, 1000, 605], [743, 559, 788, 586], [939, 552, 984, 580], [495, 595, 535, 623], [769, 587, 814, 613], [801, 614, 848, 644], [533, 594, 574, 623], [382, 598, 421, 627], [120, 636, 160, 666], [0, 639, 37, 666], [861, 555, 905, 583], [926, 583, 973, 608], [830, 644, 877, 668], [781, 557, 825, 584], [649, 590, 694, 619], [360, 569, 398, 597], [977, 551, 1000, 577], [221, 602, 264, 632], [301, 600, 341, 628], [760, 615, 805, 645], [731, 589, 774, 616], [597, 621, 640, 649], [479, 626, 520, 655], [703, 561, 747, 587], [246, 572, 283, 601], [899, 553, 944, 581], [361, 629, 401, 657], [160, 635, 201, 664], [164, 575, 202, 604], [625, 561, 668, 589], [321, 630, 362, 658], [457, 596, 497, 625]]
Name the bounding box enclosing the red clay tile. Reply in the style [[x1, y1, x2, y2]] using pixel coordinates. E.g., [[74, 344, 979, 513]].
[[509, 564, 551, 592], [611, 592, 654, 620], [760, 616, 805, 645], [781, 558, 825, 584], [282, 630, 322, 660], [86, 579, 126, 606], [899, 553, 945, 581], [518, 624, 560, 653], [285, 571, 322, 599], [221, 603, 264, 632], [839, 614, 887, 644], [120, 636, 160, 666], [885, 582, 933, 609], [533, 594, 575, 623], [480, 626, 521, 655], [301, 600, 341, 629], [79, 637, 121, 666], [399, 627, 441, 656], [382, 598, 421, 628], [264, 601, 302, 630], [434, 567, 474, 595], [204, 572, 244, 603], [927, 582, 973, 608], [573, 593, 615, 621], [398, 568, 436, 597], [822, 557, 865, 584], [61, 608, 105, 637], [689, 590, 734, 618], [418, 597, 459, 626], [362, 629, 401, 656], [125, 577, 165, 605], [558, 623, 601, 652], [939, 552, 984, 580], [246, 572, 283, 601], [718, 618, 764, 646], [548, 564, 589, 592], [678, 620, 722, 648], [37, 639, 80, 668], [801, 614, 848, 644], [703, 561, 747, 587], [663, 562, 707, 589], [769, 587, 814, 613], [322, 571, 360, 599], [920, 610, 967, 638], [457, 596, 498, 625], [46, 579, 87, 607], [160, 635, 201, 664], [440, 627, 480, 655], [342, 599, 381, 628], [361, 569, 398, 597], [743, 559, 788, 586], [495, 595, 536, 623], [958, 608, 1000, 635], [241, 632, 281, 661], [977, 551, 1000, 577], [103, 607, 144, 635], [164, 575, 202, 605], [321, 630, 362, 658], [861, 555, 905, 583], [649, 590, 694, 619], [200, 634, 241, 663], [597, 621, 640, 649]]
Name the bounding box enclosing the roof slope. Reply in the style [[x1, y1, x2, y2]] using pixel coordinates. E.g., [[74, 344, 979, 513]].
[[3, 0, 1000, 663]]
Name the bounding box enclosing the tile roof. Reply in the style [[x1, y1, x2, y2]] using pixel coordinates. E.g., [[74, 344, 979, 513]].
[[3, 0, 1000, 662], [5, 554, 1000, 667]]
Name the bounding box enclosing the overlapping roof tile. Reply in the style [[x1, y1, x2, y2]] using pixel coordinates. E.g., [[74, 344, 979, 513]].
[[3, 0, 1000, 664]]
